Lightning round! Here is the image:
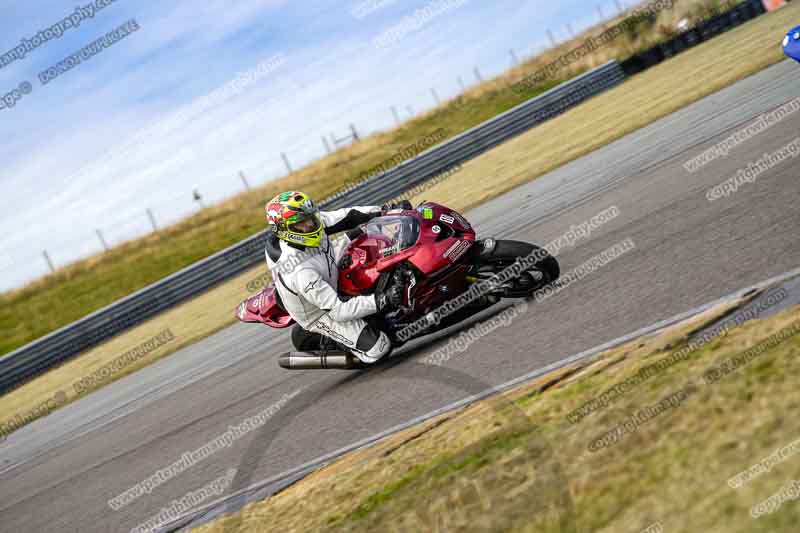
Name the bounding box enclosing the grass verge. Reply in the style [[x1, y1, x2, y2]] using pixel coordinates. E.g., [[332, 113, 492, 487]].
[[1, 1, 796, 439], [190, 293, 800, 532]]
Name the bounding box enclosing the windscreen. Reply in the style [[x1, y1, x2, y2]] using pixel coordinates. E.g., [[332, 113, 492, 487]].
[[364, 216, 420, 257]]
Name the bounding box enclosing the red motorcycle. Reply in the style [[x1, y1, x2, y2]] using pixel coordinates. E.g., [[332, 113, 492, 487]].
[[236, 202, 559, 368]]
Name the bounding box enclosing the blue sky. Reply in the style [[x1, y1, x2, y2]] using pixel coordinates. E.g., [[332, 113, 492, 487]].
[[0, 0, 623, 291]]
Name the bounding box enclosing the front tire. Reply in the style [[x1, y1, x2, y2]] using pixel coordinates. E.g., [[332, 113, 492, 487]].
[[474, 239, 559, 297]]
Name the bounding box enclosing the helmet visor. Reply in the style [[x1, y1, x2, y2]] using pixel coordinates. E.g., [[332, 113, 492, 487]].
[[288, 212, 321, 234]]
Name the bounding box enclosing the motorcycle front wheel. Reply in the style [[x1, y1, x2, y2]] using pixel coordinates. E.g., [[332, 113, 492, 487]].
[[472, 239, 560, 298]]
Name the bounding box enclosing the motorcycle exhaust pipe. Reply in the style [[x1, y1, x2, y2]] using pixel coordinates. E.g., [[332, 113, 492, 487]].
[[279, 351, 368, 370]]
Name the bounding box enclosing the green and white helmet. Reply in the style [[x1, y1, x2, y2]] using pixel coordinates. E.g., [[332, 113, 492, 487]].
[[265, 191, 324, 247]]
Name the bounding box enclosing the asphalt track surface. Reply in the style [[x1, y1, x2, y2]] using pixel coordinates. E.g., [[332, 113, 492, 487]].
[[1, 60, 799, 533]]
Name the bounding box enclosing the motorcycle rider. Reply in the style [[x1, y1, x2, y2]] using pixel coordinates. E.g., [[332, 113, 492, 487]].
[[264, 191, 407, 365]]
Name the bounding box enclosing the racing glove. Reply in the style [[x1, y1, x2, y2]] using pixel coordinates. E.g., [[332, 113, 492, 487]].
[[375, 282, 404, 312], [381, 200, 414, 213]]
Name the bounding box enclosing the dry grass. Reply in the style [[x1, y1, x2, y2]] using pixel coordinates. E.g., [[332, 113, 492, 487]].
[[1, 1, 795, 439], [189, 294, 800, 533]]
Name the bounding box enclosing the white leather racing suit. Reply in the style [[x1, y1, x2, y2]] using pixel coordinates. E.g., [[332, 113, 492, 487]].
[[265, 206, 392, 363]]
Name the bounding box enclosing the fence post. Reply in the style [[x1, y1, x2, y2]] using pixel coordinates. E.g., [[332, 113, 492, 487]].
[[281, 152, 293, 174], [547, 29, 557, 47], [431, 88, 441, 105], [43, 250, 55, 273], [391, 106, 401, 125], [349, 123, 360, 142], [406, 105, 415, 118], [473, 67, 483, 83], [509, 49, 519, 66], [146, 208, 158, 232], [239, 171, 251, 191], [96, 229, 109, 251], [322, 136, 333, 154], [457, 76, 466, 92]]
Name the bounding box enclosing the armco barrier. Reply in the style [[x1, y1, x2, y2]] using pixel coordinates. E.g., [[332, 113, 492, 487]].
[[620, 0, 766, 76], [0, 61, 626, 395]]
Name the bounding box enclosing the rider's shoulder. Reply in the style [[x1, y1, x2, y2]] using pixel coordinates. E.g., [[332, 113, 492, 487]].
[[265, 231, 283, 263]]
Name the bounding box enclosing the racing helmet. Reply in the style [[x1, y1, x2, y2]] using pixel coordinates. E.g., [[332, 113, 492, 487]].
[[265, 191, 323, 248]]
